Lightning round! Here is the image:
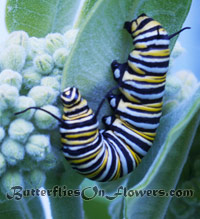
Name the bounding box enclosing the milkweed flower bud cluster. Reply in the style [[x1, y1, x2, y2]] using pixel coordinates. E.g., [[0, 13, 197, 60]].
[[163, 70, 199, 114], [0, 29, 78, 193]]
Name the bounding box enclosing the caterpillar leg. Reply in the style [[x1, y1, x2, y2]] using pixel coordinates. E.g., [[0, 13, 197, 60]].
[[107, 92, 121, 111], [102, 115, 115, 128], [111, 61, 128, 81], [124, 21, 132, 34]]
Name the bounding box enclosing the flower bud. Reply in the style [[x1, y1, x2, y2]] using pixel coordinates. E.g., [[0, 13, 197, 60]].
[[24, 169, 46, 189], [40, 152, 58, 171], [19, 156, 38, 171], [0, 84, 19, 110], [41, 76, 60, 90], [165, 76, 182, 99], [6, 31, 29, 52], [15, 96, 35, 120], [0, 110, 13, 126], [1, 138, 25, 165], [27, 37, 45, 60], [0, 126, 5, 143], [0, 45, 26, 72], [165, 71, 198, 104], [175, 70, 198, 99], [51, 68, 62, 76], [34, 105, 60, 130], [171, 41, 185, 59], [162, 100, 179, 115], [51, 68, 62, 82], [28, 85, 58, 107], [64, 29, 79, 49], [0, 153, 6, 176], [53, 48, 69, 68], [33, 54, 54, 75], [0, 69, 22, 89], [45, 33, 65, 54], [25, 134, 51, 161], [22, 67, 42, 88], [1, 171, 24, 195], [8, 118, 34, 143]]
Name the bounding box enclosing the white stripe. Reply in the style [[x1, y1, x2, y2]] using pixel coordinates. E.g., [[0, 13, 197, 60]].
[[115, 132, 147, 156], [96, 142, 118, 181], [123, 88, 165, 99], [125, 80, 165, 89], [106, 131, 136, 174], [135, 30, 167, 41], [120, 116, 160, 130], [130, 53, 169, 63], [115, 121, 152, 146], [120, 107, 162, 119], [60, 123, 98, 133], [128, 61, 168, 73]]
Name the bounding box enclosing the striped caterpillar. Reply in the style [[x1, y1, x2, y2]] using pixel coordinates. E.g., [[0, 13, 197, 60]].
[[16, 14, 189, 182]]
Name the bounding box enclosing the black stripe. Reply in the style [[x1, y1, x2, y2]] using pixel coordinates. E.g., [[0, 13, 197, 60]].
[[104, 132, 134, 173], [134, 34, 169, 44], [134, 25, 162, 38], [60, 127, 97, 136], [134, 44, 169, 51], [134, 18, 154, 33], [111, 125, 151, 153], [60, 116, 97, 129], [140, 54, 169, 59], [128, 55, 169, 68], [62, 135, 102, 156], [61, 133, 97, 141], [64, 105, 89, 116], [122, 81, 165, 95], [99, 144, 118, 181], [72, 151, 105, 172], [126, 65, 166, 77]]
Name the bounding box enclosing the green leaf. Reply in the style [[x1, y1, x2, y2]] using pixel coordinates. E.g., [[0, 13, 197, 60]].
[[0, 198, 44, 219], [6, 0, 81, 37], [124, 86, 200, 219], [62, 0, 192, 125], [45, 159, 84, 219], [74, 0, 100, 27]]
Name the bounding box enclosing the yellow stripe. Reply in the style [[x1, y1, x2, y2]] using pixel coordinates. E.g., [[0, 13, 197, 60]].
[[68, 147, 102, 164], [134, 20, 160, 36], [120, 119, 155, 141], [141, 49, 170, 57], [127, 104, 162, 112], [65, 129, 98, 139], [145, 102, 163, 108], [63, 109, 93, 121], [122, 73, 166, 83], [112, 156, 121, 180], [61, 132, 98, 145], [126, 144, 141, 166], [84, 149, 109, 178], [128, 61, 145, 75], [63, 99, 88, 113], [143, 132, 157, 137], [62, 93, 81, 107], [119, 88, 140, 103]]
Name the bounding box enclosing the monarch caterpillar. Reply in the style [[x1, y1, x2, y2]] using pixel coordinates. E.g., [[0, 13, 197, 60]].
[[15, 14, 189, 182]]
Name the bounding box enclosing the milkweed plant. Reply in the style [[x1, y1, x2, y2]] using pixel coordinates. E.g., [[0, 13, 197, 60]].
[[0, 0, 200, 219]]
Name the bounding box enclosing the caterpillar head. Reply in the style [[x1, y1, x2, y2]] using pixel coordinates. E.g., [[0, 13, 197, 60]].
[[124, 13, 147, 36], [61, 87, 81, 108], [124, 14, 168, 39]]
